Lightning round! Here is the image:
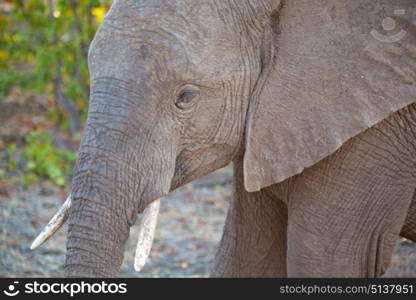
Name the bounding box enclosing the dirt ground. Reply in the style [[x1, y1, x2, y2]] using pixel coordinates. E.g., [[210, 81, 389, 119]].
[[0, 167, 415, 277]]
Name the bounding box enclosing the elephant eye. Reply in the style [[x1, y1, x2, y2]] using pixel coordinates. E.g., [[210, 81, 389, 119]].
[[175, 88, 199, 110]]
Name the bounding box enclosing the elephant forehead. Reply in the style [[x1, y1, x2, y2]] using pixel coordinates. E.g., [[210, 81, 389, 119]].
[[91, 1, 246, 83], [88, 26, 188, 80], [110, 0, 206, 16]]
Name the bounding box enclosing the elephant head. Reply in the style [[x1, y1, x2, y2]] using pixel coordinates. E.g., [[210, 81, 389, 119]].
[[32, 0, 416, 277], [32, 0, 282, 277]]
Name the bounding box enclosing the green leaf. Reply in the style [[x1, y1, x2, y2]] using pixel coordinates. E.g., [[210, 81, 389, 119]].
[[8, 159, 16, 171], [6, 143, 16, 154], [26, 161, 36, 171]]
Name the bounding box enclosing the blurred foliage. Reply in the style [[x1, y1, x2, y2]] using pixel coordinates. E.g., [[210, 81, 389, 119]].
[[22, 131, 76, 187], [0, 0, 111, 130], [0, 0, 111, 187], [6, 131, 76, 187]]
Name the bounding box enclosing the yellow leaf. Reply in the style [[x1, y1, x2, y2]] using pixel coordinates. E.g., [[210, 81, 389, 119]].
[[0, 50, 9, 61], [4, 33, 12, 43], [53, 10, 61, 18], [91, 7, 106, 24]]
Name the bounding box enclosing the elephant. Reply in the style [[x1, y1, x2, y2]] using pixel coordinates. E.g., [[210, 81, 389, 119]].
[[31, 0, 416, 277]]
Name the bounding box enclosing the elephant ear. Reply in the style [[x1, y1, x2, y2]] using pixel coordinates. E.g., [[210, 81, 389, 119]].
[[243, 0, 416, 192]]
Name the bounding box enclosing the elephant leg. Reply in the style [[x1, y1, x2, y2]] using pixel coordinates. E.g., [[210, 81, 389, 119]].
[[400, 190, 416, 242], [285, 115, 416, 277], [211, 159, 288, 277]]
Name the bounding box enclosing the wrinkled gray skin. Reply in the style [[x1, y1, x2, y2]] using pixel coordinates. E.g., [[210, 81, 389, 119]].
[[65, 0, 416, 277]]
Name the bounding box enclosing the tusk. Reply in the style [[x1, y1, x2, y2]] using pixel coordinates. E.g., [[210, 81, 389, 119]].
[[134, 199, 161, 272], [30, 195, 72, 250]]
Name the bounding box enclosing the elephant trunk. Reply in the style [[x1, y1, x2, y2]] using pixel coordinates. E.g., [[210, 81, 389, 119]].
[[64, 150, 137, 277], [62, 89, 176, 277]]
